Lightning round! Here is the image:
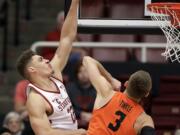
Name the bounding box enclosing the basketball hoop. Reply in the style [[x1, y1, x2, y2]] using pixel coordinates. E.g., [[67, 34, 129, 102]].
[[147, 3, 180, 63]]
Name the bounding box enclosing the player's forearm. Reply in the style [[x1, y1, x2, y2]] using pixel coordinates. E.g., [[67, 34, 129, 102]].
[[83, 56, 113, 83], [96, 60, 113, 84], [97, 62, 121, 90], [61, 0, 79, 41]]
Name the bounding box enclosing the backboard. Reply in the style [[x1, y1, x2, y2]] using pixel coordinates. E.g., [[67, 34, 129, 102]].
[[64, 0, 180, 35]]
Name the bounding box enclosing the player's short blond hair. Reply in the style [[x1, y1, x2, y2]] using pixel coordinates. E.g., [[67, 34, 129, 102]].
[[127, 70, 152, 99]]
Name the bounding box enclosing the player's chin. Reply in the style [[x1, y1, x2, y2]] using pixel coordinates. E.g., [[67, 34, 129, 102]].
[[46, 68, 53, 75], [51, 70, 55, 75]]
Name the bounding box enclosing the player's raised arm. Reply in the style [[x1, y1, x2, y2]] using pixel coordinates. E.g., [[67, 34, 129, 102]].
[[95, 60, 121, 90], [50, 0, 79, 75], [82, 56, 120, 97]]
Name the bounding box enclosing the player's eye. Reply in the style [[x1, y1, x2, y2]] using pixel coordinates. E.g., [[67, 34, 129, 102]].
[[39, 57, 43, 62]]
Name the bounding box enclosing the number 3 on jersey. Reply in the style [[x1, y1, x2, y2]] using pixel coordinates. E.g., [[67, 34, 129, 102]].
[[108, 111, 126, 132]]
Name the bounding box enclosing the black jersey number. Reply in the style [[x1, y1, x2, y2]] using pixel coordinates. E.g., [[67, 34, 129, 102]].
[[108, 111, 126, 132]]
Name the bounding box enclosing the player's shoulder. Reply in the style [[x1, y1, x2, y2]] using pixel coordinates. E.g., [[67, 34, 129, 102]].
[[137, 112, 154, 126], [134, 112, 154, 134], [26, 89, 46, 114], [27, 87, 45, 106], [49, 65, 63, 81]]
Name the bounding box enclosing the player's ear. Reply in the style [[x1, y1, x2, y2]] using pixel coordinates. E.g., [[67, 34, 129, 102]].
[[145, 91, 149, 97], [27, 66, 36, 73], [124, 81, 128, 88]]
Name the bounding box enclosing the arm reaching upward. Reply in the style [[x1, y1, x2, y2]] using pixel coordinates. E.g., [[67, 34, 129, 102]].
[[96, 61, 121, 90], [83, 56, 121, 97], [50, 0, 79, 80]]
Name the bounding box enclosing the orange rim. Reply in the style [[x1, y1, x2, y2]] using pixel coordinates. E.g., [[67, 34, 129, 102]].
[[147, 2, 180, 12], [147, 3, 180, 27]]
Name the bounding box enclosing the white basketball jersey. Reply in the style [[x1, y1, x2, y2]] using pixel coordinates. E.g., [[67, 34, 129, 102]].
[[26, 77, 77, 130]]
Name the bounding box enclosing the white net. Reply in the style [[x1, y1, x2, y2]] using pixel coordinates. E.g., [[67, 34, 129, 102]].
[[149, 5, 180, 63]]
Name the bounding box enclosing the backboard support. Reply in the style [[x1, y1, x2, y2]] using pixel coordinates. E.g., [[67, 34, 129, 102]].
[[64, 0, 179, 35]]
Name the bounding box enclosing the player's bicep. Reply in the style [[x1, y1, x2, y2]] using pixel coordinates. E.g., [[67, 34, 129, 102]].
[[26, 92, 51, 135], [96, 76, 113, 97], [29, 113, 51, 135]]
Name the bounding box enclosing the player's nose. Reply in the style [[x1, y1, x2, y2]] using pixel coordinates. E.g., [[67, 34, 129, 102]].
[[45, 59, 50, 63]]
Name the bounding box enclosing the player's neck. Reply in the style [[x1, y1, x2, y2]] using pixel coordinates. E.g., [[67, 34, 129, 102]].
[[31, 75, 53, 90], [123, 90, 140, 103]]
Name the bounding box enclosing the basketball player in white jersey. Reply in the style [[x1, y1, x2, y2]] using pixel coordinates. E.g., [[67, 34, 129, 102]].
[[16, 0, 86, 135]]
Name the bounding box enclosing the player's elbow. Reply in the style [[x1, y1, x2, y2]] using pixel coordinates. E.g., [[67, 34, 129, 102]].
[[83, 56, 93, 61], [61, 38, 72, 45], [31, 123, 52, 135], [61, 32, 76, 42], [82, 56, 92, 66]]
